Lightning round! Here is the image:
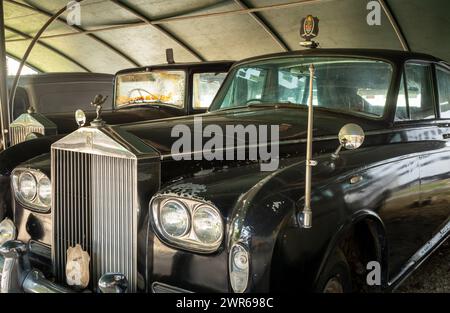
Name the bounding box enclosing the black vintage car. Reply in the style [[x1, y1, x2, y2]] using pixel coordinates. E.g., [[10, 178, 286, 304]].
[[0, 49, 449, 293], [7, 61, 232, 146]]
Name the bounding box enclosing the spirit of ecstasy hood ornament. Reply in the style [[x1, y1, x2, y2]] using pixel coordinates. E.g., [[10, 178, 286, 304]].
[[90, 94, 108, 127]]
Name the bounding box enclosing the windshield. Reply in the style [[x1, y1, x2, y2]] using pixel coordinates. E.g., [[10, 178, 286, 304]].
[[210, 56, 393, 117], [115, 70, 186, 107]]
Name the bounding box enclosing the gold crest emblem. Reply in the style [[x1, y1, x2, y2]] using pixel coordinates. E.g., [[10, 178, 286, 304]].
[[66, 244, 90, 289]]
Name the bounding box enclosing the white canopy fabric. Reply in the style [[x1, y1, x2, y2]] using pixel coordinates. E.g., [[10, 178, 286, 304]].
[[3, 0, 449, 74]]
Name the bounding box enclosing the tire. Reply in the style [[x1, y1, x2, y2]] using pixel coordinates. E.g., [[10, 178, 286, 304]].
[[315, 248, 352, 293]]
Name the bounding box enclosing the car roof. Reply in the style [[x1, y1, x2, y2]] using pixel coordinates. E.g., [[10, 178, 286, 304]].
[[231, 48, 447, 68], [116, 60, 235, 76], [7, 72, 114, 86]]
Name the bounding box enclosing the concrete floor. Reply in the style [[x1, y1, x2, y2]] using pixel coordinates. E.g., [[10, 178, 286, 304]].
[[396, 240, 450, 293]]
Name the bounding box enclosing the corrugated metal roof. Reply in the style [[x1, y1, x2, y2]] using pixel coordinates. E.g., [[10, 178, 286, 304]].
[[3, 0, 449, 74]]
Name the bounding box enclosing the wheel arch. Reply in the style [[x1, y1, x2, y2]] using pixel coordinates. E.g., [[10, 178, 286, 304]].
[[313, 210, 389, 291]]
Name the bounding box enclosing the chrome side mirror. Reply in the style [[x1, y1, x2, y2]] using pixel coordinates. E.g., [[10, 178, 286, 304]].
[[338, 123, 365, 149], [332, 123, 365, 159]]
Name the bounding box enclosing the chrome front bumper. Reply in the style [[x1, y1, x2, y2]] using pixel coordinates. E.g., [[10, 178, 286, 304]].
[[0, 254, 72, 293], [0, 240, 129, 293]]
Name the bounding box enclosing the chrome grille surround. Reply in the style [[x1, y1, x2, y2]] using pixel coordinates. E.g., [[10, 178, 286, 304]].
[[9, 113, 57, 145], [51, 127, 142, 292]]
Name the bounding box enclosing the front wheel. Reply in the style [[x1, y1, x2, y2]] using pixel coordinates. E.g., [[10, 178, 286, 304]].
[[316, 248, 352, 293]]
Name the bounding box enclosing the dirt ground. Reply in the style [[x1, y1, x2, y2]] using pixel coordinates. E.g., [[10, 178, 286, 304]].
[[396, 240, 450, 293]]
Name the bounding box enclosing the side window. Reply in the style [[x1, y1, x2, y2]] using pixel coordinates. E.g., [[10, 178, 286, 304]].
[[395, 75, 408, 121], [405, 63, 435, 120], [437, 67, 450, 118], [192, 72, 228, 109]]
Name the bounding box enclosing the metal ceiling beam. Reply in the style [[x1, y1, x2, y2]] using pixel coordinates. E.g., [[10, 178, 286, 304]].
[[378, 0, 410, 52], [5, 0, 140, 67], [151, 0, 325, 25], [6, 0, 322, 45], [5, 25, 91, 72], [109, 0, 206, 62], [6, 22, 147, 42], [5, 0, 232, 43], [233, 0, 289, 52], [0, 1, 11, 147]]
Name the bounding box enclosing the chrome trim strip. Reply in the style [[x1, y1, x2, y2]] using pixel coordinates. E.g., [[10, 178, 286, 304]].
[[160, 125, 445, 160], [152, 282, 193, 293], [389, 219, 450, 290]]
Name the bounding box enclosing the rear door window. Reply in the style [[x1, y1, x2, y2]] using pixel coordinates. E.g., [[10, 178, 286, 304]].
[[405, 63, 435, 120], [437, 67, 450, 118]]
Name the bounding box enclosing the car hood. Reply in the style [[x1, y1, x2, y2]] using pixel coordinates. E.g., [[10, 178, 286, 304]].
[[119, 106, 384, 156], [44, 106, 179, 134]]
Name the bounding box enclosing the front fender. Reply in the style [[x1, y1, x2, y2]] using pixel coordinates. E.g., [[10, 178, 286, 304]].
[[0, 135, 63, 175]]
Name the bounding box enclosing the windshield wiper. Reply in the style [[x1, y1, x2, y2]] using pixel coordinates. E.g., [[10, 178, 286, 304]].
[[213, 102, 308, 113], [246, 103, 307, 109], [118, 100, 174, 108]]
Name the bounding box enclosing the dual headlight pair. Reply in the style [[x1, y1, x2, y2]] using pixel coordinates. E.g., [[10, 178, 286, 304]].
[[151, 197, 224, 253], [151, 196, 250, 293], [11, 169, 51, 211]]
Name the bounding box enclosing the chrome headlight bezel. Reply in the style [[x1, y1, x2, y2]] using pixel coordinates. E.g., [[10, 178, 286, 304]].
[[12, 168, 51, 212], [150, 195, 224, 253]]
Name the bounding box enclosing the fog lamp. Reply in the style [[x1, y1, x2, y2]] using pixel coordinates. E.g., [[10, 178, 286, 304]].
[[0, 218, 17, 245]]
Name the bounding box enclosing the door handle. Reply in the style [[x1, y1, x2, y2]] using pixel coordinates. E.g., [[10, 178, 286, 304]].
[[443, 133, 450, 139]]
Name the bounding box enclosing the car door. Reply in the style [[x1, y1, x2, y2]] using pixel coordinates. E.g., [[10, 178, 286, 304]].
[[409, 62, 450, 257], [384, 61, 450, 278]]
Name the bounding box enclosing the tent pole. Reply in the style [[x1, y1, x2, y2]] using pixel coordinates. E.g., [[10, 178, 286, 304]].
[[0, 0, 11, 149], [378, 0, 410, 52]]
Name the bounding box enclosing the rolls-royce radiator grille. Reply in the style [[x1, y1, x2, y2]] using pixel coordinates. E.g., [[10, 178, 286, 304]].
[[52, 149, 138, 292], [10, 125, 44, 145]]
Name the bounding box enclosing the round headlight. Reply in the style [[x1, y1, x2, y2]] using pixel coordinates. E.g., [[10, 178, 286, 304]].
[[0, 218, 17, 245], [19, 172, 37, 201], [38, 176, 51, 206], [193, 206, 223, 244], [160, 200, 190, 237]]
